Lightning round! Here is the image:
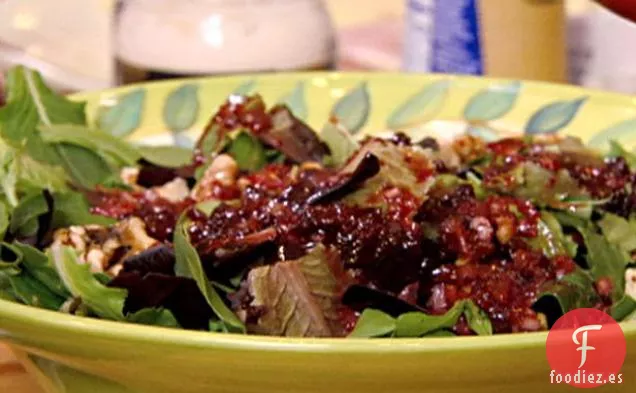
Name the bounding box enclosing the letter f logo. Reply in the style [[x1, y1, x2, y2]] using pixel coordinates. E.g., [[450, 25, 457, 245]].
[[572, 325, 603, 368]]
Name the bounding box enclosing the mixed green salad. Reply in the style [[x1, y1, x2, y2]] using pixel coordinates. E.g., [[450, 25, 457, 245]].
[[0, 66, 634, 338]]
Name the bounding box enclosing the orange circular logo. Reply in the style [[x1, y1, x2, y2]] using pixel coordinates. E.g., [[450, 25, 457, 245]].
[[546, 308, 626, 388]]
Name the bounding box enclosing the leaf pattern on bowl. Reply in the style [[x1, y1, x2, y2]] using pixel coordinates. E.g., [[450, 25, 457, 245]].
[[277, 81, 308, 120], [588, 118, 636, 151], [525, 97, 587, 134], [386, 80, 450, 129], [467, 125, 499, 142], [163, 84, 199, 133], [97, 88, 146, 137], [464, 82, 521, 122], [331, 82, 370, 134], [232, 79, 257, 96]]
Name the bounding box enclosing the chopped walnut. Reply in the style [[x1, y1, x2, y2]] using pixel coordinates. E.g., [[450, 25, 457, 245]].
[[51, 217, 159, 275], [451, 135, 487, 164], [154, 177, 189, 203], [120, 167, 141, 188], [191, 154, 238, 201]]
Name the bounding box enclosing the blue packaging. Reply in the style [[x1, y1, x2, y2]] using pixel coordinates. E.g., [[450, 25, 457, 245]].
[[404, 0, 484, 75]]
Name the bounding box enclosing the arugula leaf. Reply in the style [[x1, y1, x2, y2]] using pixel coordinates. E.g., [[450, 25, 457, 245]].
[[0, 141, 68, 205], [55, 143, 113, 188], [50, 192, 115, 229], [6, 270, 66, 310], [580, 227, 628, 301], [0, 202, 8, 239], [349, 309, 396, 338], [137, 145, 193, 168], [174, 215, 245, 332], [426, 330, 456, 337], [320, 121, 359, 167], [9, 192, 48, 237], [535, 269, 602, 326], [608, 140, 636, 170], [554, 211, 630, 302], [394, 302, 465, 337], [0, 147, 18, 206], [0, 242, 67, 309], [0, 272, 15, 301], [226, 131, 267, 172], [0, 242, 23, 273], [40, 124, 141, 166], [198, 123, 224, 156], [50, 245, 127, 321], [14, 153, 68, 193], [13, 242, 70, 298], [516, 163, 587, 209], [529, 211, 577, 258], [351, 300, 493, 338], [0, 66, 85, 147], [125, 308, 180, 328], [464, 300, 494, 336], [611, 295, 636, 321], [598, 213, 636, 255]]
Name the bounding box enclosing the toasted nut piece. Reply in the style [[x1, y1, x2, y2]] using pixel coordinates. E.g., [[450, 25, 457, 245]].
[[118, 217, 158, 252], [120, 167, 140, 187], [300, 162, 323, 171], [209, 154, 238, 186], [154, 177, 189, 203], [50, 217, 158, 275], [451, 135, 487, 164], [191, 154, 238, 201]]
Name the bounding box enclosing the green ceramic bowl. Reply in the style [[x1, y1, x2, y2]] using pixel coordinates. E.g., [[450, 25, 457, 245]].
[[1, 73, 635, 393]]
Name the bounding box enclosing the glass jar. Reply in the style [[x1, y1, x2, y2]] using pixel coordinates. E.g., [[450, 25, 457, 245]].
[[115, 0, 336, 83]]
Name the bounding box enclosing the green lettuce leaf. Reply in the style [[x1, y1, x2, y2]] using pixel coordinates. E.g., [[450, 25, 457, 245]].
[[528, 211, 577, 258], [350, 300, 493, 338], [174, 215, 245, 332], [349, 309, 396, 338], [13, 242, 70, 298], [137, 145, 193, 168], [6, 270, 66, 310], [0, 242, 66, 309], [0, 201, 8, 239], [55, 143, 113, 188], [535, 269, 601, 326], [320, 120, 359, 167], [581, 227, 628, 301], [50, 192, 115, 229], [0, 66, 85, 148], [50, 245, 127, 321], [464, 300, 494, 336], [554, 212, 630, 302], [608, 140, 636, 170], [40, 124, 141, 166], [9, 192, 48, 237], [611, 295, 636, 321], [598, 213, 636, 255], [226, 131, 267, 172], [125, 308, 181, 328], [394, 302, 465, 338]]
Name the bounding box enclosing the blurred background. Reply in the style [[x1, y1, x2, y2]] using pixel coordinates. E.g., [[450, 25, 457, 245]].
[[0, 0, 635, 94]]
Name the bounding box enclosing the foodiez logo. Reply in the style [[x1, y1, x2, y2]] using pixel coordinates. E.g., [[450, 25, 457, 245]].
[[546, 309, 626, 388]]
